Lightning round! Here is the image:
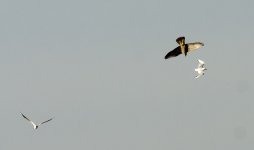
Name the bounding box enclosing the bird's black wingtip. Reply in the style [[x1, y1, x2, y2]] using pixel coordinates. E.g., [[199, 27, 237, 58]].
[[164, 55, 169, 59]]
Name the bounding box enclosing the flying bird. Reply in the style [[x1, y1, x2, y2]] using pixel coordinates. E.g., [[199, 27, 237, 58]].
[[164, 37, 204, 59], [195, 59, 207, 78], [20, 112, 53, 130]]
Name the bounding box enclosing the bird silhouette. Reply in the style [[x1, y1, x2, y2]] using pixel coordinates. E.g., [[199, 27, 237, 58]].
[[20, 112, 53, 130], [165, 37, 204, 59]]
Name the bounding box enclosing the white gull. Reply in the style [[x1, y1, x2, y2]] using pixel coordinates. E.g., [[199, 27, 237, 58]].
[[20, 112, 53, 130], [195, 59, 207, 78]]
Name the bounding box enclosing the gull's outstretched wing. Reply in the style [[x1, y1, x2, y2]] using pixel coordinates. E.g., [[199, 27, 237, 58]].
[[198, 59, 205, 68], [164, 46, 182, 59], [39, 118, 53, 125], [20, 112, 31, 122], [20, 112, 37, 129], [195, 74, 202, 79]]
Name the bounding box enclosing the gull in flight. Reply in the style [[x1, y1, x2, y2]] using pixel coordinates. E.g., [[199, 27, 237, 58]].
[[20, 112, 53, 130], [165, 36, 204, 59], [195, 59, 207, 78]]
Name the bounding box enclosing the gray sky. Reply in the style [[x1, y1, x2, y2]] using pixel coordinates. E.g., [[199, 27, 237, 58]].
[[1, 0, 254, 149]]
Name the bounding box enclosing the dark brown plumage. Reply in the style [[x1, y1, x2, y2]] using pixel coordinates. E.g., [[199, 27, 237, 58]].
[[164, 37, 204, 59]]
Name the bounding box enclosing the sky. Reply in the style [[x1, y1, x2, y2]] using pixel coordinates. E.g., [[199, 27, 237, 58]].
[[0, 0, 254, 149]]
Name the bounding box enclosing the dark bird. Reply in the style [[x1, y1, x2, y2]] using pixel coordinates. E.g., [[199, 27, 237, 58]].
[[20, 112, 53, 130], [164, 37, 204, 59]]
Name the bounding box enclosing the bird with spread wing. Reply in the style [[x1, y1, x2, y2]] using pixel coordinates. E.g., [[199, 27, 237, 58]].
[[165, 37, 204, 59], [195, 59, 207, 79], [20, 112, 53, 130]]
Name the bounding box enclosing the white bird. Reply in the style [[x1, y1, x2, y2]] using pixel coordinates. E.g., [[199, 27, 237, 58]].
[[195, 59, 207, 78], [20, 112, 53, 130]]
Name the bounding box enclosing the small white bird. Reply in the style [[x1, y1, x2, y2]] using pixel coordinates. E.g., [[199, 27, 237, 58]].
[[20, 112, 53, 130], [195, 59, 207, 78]]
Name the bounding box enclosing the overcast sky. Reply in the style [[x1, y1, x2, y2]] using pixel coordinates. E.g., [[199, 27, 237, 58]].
[[1, 0, 254, 150]]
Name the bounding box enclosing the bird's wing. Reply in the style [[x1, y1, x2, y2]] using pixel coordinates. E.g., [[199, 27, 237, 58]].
[[198, 59, 205, 67], [187, 42, 204, 53], [39, 118, 53, 125], [20, 112, 31, 122], [20, 112, 37, 128], [195, 74, 202, 79], [176, 37, 185, 46], [198, 59, 205, 64], [30, 121, 37, 129], [164, 46, 182, 59]]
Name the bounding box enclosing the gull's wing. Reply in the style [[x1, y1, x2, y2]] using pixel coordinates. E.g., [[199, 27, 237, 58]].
[[176, 37, 185, 46], [198, 59, 205, 64], [198, 59, 205, 67], [20, 112, 37, 129], [20, 112, 31, 122], [187, 42, 204, 53], [195, 74, 202, 79], [164, 46, 182, 59], [39, 118, 53, 125]]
